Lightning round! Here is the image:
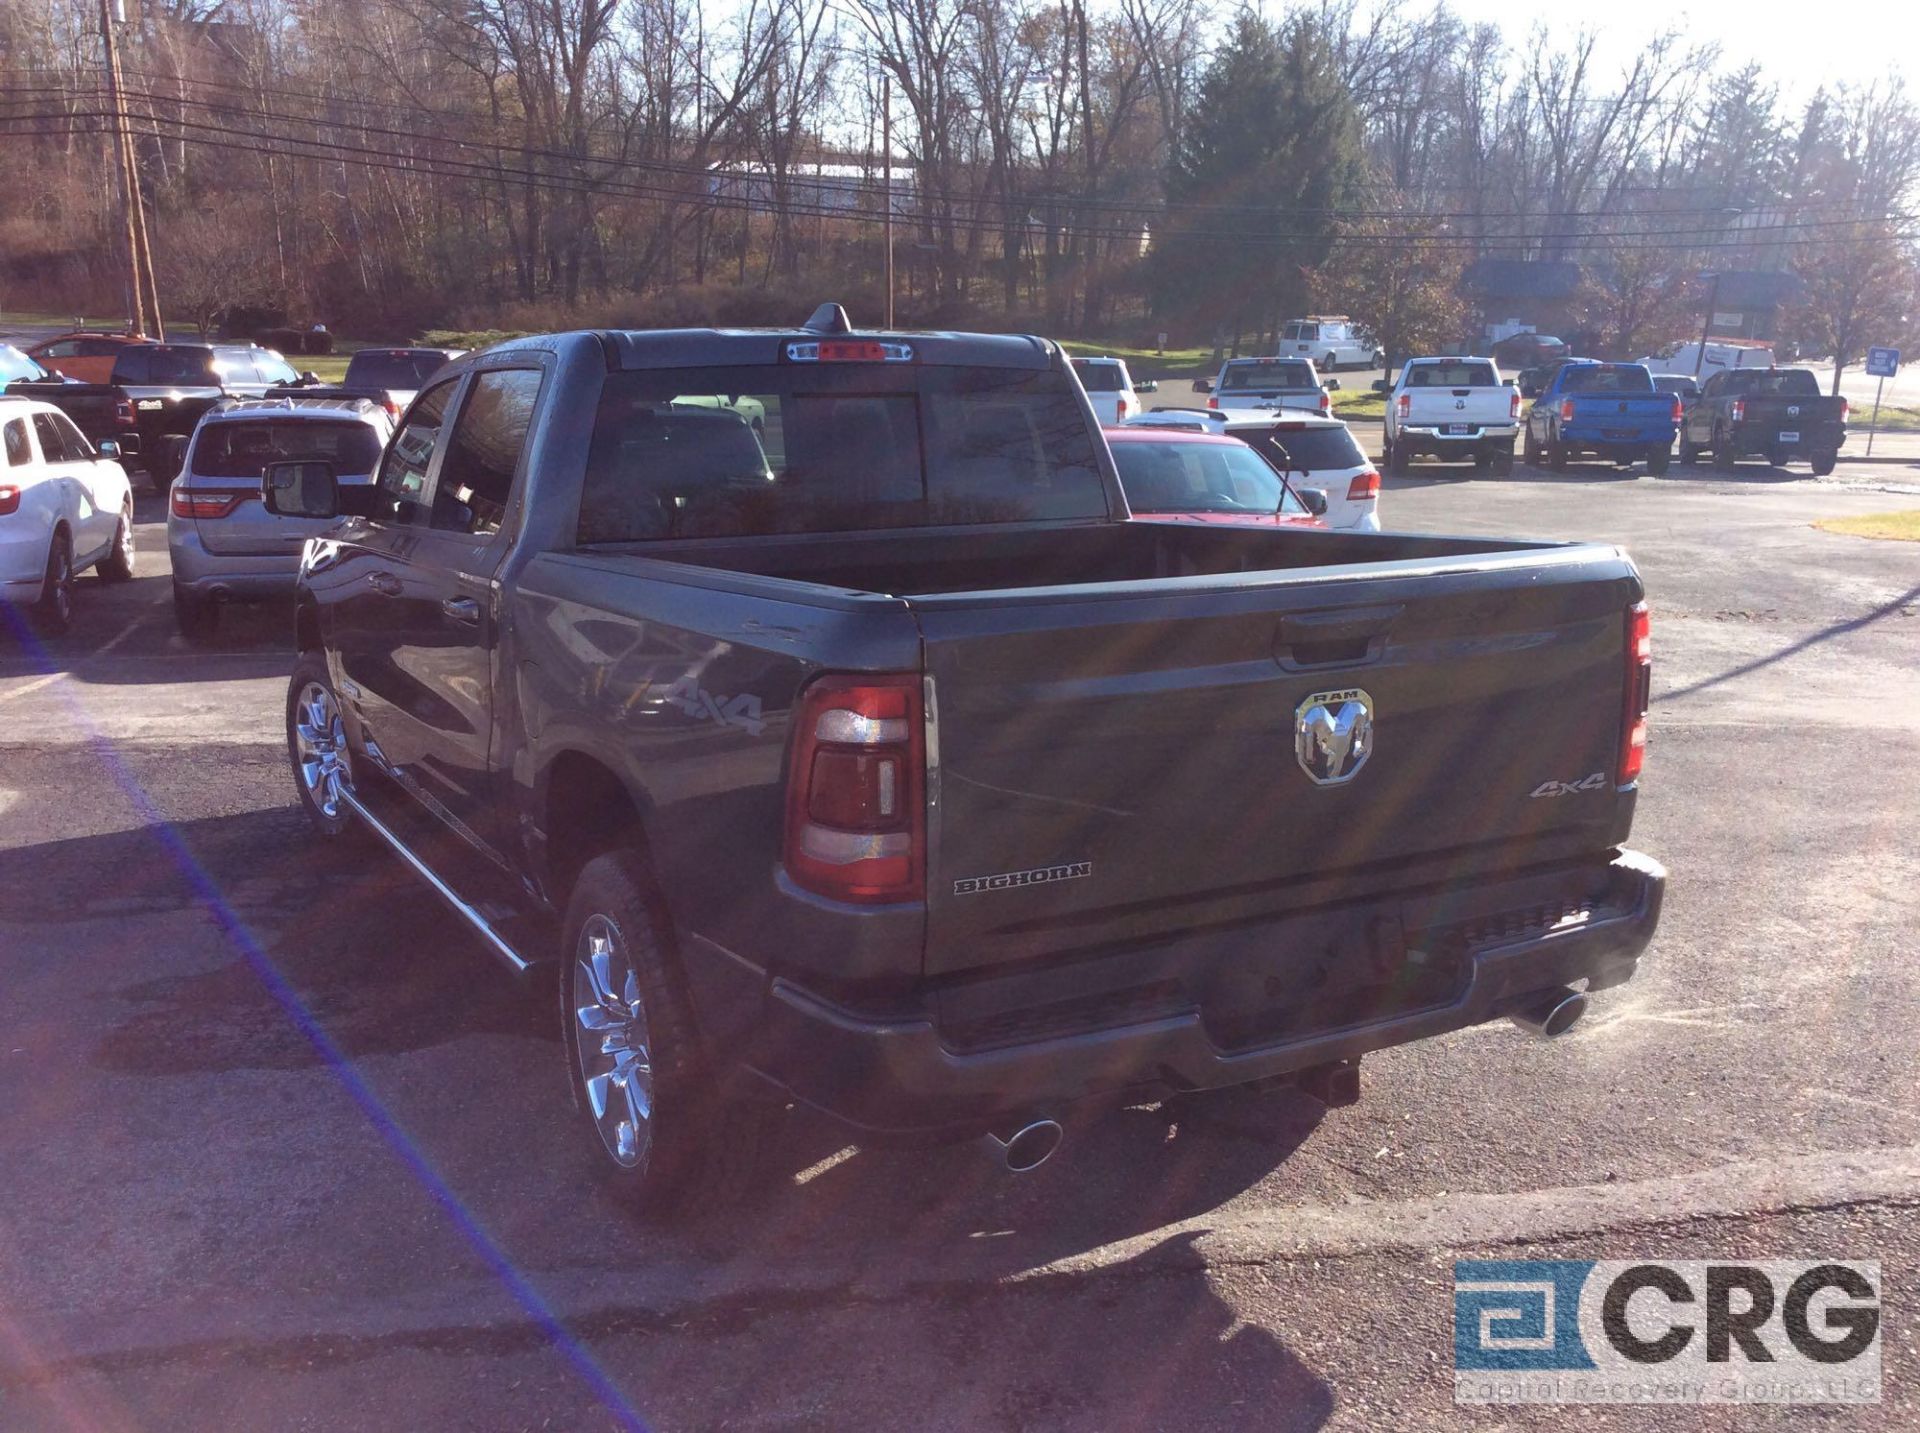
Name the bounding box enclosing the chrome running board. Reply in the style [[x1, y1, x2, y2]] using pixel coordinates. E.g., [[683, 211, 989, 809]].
[[341, 786, 532, 973]]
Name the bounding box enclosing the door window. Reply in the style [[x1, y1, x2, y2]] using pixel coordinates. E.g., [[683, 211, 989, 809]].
[[79, 338, 123, 357], [377, 377, 459, 514], [4, 419, 30, 466], [31, 414, 66, 463], [48, 412, 94, 460], [42, 340, 81, 359], [432, 369, 542, 536]]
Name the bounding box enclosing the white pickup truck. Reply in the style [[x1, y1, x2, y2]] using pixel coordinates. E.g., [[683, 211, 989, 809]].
[[1198, 357, 1331, 417], [1382, 356, 1520, 474]]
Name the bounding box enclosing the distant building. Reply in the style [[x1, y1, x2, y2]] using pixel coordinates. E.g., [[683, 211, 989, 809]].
[[1460, 259, 1584, 343], [1695, 269, 1805, 343]]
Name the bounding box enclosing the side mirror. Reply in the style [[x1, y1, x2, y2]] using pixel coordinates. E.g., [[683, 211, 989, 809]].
[[1192, 379, 1211, 394], [1137, 379, 1158, 393], [262, 458, 340, 518], [301, 371, 322, 385], [1325, 377, 1341, 391], [1297, 487, 1329, 517], [97, 438, 120, 460], [1521, 383, 1540, 399], [1370, 379, 1388, 394]]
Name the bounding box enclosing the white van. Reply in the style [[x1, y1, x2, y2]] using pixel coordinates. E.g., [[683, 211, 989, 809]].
[[1278, 317, 1381, 372], [1638, 340, 1774, 377]]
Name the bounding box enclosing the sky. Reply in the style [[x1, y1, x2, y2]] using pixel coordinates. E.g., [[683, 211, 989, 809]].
[[1437, 0, 1916, 99]]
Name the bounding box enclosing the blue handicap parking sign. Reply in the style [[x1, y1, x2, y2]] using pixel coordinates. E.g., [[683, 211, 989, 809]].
[[1866, 346, 1900, 378]]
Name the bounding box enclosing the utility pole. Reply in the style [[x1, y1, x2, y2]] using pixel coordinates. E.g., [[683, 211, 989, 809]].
[[1692, 272, 1721, 380], [882, 71, 894, 331], [99, 0, 162, 337]]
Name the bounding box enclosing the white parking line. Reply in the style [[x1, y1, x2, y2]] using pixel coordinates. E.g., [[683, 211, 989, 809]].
[[0, 613, 147, 707]]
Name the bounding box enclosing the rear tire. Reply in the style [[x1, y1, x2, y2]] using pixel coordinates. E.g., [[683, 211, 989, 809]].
[[1546, 433, 1569, 472], [1473, 451, 1491, 471], [1678, 436, 1699, 466], [1810, 450, 1838, 477], [1386, 437, 1410, 475], [1713, 430, 1738, 472], [97, 505, 136, 581], [172, 584, 219, 643], [34, 529, 75, 636], [561, 849, 775, 1216], [1523, 428, 1541, 466], [1646, 447, 1671, 476], [1490, 449, 1514, 476], [1323, 352, 1338, 372]]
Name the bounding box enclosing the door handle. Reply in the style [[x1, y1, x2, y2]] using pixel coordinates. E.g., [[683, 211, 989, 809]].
[[365, 571, 403, 597], [441, 596, 481, 624]]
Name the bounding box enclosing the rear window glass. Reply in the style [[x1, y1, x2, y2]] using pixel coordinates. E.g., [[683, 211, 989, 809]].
[[1111, 439, 1308, 516], [579, 365, 1109, 542], [1232, 425, 1367, 473], [1406, 362, 1498, 387], [1729, 370, 1820, 397], [347, 351, 452, 389], [190, 420, 383, 479], [1219, 361, 1315, 391], [1559, 366, 1654, 393], [1651, 375, 1698, 397], [1071, 360, 1126, 392], [119, 347, 218, 385]]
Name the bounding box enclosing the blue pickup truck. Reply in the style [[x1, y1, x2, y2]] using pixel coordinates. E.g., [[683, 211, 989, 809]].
[[1523, 361, 1680, 474]]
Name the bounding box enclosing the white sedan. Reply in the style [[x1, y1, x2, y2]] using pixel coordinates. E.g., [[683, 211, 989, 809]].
[[0, 397, 136, 634], [1123, 409, 1381, 531]]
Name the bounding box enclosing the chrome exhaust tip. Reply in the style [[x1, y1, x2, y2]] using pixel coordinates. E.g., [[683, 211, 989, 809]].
[[981, 1118, 1064, 1173], [1508, 986, 1589, 1039]]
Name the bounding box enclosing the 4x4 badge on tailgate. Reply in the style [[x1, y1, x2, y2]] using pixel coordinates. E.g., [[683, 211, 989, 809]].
[[1295, 688, 1373, 786]]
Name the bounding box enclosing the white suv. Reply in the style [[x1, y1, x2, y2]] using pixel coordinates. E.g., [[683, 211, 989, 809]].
[[1070, 356, 1142, 424], [1122, 410, 1380, 531], [0, 396, 136, 634], [1279, 318, 1382, 372]]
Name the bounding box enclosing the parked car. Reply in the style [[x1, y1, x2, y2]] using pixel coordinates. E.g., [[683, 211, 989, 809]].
[[1384, 357, 1520, 474], [1523, 361, 1680, 474], [1196, 357, 1330, 416], [267, 346, 465, 420], [168, 397, 394, 640], [1679, 367, 1847, 475], [262, 304, 1664, 1210], [1649, 373, 1701, 404], [8, 341, 310, 492], [1277, 317, 1382, 372], [0, 345, 57, 385], [26, 331, 153, 385], [1070, 356, 1147, 424], [1124, 410, 1380, 530], [0, 396, 136, 634], [1105, 425, 1326, 527], [1490, 332, 1570, 369], [1638, 340, 1774, 379]]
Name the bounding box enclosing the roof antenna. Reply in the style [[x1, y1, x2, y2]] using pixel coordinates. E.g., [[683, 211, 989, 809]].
[[802, 302, 853, 335]]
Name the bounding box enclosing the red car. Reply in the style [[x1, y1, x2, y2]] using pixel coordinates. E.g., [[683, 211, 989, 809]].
[[1104, 425, 1327, 527]]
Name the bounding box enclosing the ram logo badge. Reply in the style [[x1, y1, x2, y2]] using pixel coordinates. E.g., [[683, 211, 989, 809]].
[[954, 862, 1092, 896], [1531, 772, 1607, 798], [1295, 688, 1373, 786]]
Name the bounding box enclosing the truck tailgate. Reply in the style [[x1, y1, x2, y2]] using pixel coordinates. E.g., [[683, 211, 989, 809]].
[[1570, 394, 1673, 429], [913, 548, 1639, 977]]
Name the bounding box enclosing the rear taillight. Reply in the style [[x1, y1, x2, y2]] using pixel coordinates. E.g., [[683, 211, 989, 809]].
[[1318, 391, 1331, 415], [114, 399, 136, 427], [1206, 396, 1219, 411], [1395, 393, 1410, 420], [785, 674, 924, 903], [1670, 395, 1684, 423], [1619, 602, 1651, 785], [1559, 398, 1576, 421], [171, 488, 249, 519], [1116, 396, 1131, 420], [1510, 388, 1522, 421], [1729, 399, 1745, 423], [1841, 398, 1850, 422], [1346, 470, 1380, 501], [0, 484, 20, 516]]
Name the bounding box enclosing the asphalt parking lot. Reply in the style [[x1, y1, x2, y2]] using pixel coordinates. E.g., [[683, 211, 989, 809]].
[[2, 455, 1918, 1430]]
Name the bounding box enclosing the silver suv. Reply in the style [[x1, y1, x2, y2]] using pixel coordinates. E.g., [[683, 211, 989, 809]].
[[168, 398, 393, 640]]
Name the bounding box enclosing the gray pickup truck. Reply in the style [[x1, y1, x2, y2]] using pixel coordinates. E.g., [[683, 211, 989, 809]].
[[265, 305, 1664, 1210]]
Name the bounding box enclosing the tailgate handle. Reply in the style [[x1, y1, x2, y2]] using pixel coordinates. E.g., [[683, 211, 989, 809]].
[[1279, 605, 1403, 668]]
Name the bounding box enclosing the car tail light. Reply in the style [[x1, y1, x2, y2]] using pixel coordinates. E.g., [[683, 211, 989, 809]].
[[1841, 398, 1850, 422], [114, 399, 136, 427], [1207, 395, 1219, 411], [786, 339, 914, 363], [1346, 470, 1380, 501], [1670, 395, 1684, 423], [1318, 391, 1331, 415], [785, 674, 924, 903], [1116, 396, 1131, 420], [1729, 399, 1745, 423], [1510, 388, 1522, 421], [1395, 393, 1410, 421], [1619, 602, 1651, 785], [1559, 398, 1576, 421], [171, 488, 249, 519], [0, 484, 20, 516]]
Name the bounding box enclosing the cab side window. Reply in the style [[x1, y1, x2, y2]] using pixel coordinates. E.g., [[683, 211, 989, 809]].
[[378, 376, 459, 516], [4, 419, 30, 466], [49, 412, 94, 460], [431, 368, 543, 536], [30, 414, 64, 463]]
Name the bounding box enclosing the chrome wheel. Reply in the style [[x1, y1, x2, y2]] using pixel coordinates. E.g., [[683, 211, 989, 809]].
[[573, 914, 654, 1169], [292, 680, 349, 818]]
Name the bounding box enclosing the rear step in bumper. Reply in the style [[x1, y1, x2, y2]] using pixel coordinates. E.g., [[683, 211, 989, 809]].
[[754, 849, 1665, 1136]]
